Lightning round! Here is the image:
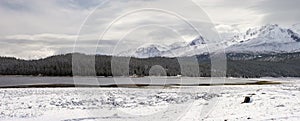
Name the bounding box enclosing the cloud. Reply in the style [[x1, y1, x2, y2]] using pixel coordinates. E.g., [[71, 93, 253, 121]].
[[215, 24, 240, 33], [5, 34, 77, 41], [0, 33, 117, 59], [0, 40, 56, 59], [0, 0, 92, 36], [0, 0, 299, 59], [249, 0, 300, 26]]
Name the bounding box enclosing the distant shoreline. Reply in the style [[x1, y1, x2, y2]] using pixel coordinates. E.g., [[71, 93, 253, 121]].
[[0, 76, 293, 88], [0, 80, 282, 88], [0, 75, 299, 78]]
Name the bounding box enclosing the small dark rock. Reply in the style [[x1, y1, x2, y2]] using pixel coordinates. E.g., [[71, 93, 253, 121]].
[[242, 96, 251, 103], [276, 104, 285, 107]]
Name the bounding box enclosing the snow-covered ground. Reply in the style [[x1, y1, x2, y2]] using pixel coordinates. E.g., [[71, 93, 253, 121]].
[[0, 78, 299, 121]]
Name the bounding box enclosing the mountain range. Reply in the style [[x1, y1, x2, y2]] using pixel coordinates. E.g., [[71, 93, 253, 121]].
[[118, 24, 300, 58]]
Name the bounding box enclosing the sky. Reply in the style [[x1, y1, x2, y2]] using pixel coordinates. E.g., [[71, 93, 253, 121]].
[[0, 0, 299, 59]]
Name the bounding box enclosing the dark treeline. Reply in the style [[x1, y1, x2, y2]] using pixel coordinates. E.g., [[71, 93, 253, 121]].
[[1, 53, 300, 77]]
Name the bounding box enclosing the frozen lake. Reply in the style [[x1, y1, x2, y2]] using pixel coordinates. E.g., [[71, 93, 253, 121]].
[[0, 76, 288, 87]]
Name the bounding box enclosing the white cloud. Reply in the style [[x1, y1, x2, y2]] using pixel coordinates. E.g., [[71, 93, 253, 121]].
[[215, 24, 240, 33], [0, 41, 56, 59], [0, 0, 299, 59], [5, 33, 77, 41]]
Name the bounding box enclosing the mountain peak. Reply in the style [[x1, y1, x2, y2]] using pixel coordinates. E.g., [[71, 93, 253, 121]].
[[120, 43, 168, 58], [234, 24, 300, 43], [188, 36, 206, 46], [137, 43, 168, 51], [291, 23, 300, 34], [119, 24, 300, 58], [262, 23, 279, 29], [227, 24, 300, 54], [245, 24, 281, 36]]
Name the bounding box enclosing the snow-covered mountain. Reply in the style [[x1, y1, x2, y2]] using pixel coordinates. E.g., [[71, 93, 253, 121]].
[[291, 23, 300, 34], [118, 24, 300, 58], [117, 43, 169, 58], [227, 24, 300, 53], [118, 36, 209, 58]]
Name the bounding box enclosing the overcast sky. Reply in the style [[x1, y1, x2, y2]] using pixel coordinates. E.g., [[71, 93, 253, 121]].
[[0, 0, 299, 59]]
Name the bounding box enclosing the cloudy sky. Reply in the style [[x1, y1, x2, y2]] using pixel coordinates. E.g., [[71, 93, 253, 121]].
[[0, 0, 299, 59]]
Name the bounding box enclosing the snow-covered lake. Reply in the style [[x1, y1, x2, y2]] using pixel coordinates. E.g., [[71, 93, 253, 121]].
[[0, 77, 299, 121], [0, 76, 284, 87]]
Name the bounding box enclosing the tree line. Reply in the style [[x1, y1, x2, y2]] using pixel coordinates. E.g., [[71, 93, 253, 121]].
[[0, 53, 300, 77]]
